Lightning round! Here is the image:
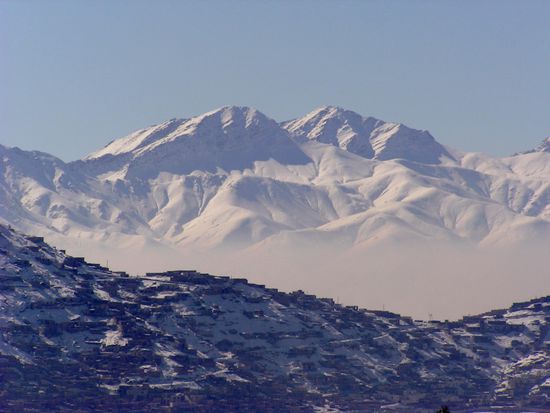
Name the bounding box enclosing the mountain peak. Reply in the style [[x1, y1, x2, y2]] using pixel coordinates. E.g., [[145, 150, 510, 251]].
[[307, 105, 350, 117], [283, 107, 453, 164], [79, 106, 309, 178], [84, 107, 274, 163], [290, 106, 375, 126], [189, 105, 278, 132], [206, 105, 262, 117], [533, 137, 550, 153], [283, 107, 379, 156], [516, 137, 550, 155]]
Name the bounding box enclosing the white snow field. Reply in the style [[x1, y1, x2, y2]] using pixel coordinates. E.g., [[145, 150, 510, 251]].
[[1, 106, 549, 319]]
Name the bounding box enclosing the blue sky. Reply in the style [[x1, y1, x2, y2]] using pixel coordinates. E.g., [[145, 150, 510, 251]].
[[1, 0, 549, 161]]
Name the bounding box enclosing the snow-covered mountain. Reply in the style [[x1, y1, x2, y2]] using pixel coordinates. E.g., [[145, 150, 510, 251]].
[[283, 106, 455, 164], [1, 106, 549, 317], [79, 106, 310, 180], [523, 137, 550, 154], [1, 225, 549, 411]]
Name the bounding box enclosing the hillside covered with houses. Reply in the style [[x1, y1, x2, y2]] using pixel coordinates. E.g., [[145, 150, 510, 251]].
[[0, 224, 549, 412]]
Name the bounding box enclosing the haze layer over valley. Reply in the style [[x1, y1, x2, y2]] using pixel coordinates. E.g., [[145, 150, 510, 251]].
[[1, 106, 549, 319]]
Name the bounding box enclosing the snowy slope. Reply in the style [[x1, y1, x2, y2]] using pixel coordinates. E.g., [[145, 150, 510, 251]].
[[0, 144, 157, 243], [80, 106, 309, 180], [521, 137, 550, 154], [1, 225, 548, 411], [283, 106, 455, 164], [2, 106, 548, 250]]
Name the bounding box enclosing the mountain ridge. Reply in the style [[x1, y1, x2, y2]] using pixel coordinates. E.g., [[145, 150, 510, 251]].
[[522, 137, 550, 154], [1, 106, 549, 318], [78, 106, 310, 180], [283, 106, 456, 165]]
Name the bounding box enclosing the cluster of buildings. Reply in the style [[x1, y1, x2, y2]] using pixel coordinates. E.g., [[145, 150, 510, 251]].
[[0, 226, 549, 411]]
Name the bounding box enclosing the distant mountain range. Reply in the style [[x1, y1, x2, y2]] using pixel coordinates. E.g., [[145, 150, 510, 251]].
[[1, 224, 548, 412], [2, 106, 548, 251], [1, 106, 549, 317]]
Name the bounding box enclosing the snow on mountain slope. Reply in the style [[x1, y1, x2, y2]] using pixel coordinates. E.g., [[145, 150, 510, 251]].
[[283, 106, 455, 164], [0, 144, 161, 247], [536, 137, 550, 153], [1, 106, 549, 317], [2, 106, 549, 251], [459, 151, 550, 221], [521, 137, 550, 154], [1, 225, 549, 411], [80, 106, 310, 180], [85, 118, 188, 160], [0, 144, 94, 229]]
